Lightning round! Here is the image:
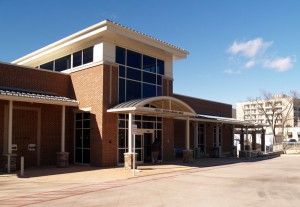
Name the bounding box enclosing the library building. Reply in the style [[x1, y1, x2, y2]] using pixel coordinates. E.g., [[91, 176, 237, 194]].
[[0, 20, 266, 172]]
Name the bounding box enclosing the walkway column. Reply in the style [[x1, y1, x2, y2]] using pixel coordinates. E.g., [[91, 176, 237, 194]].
[[252, 129, 257, 151], [194, 121, 198, 157], [56, 105, 69, 167], [240, 128, 245, 157], [215, 124, 221, 157], [128, 113, 132, 153], [5, 100, 16, 173], [186, 117, 190, 150], [61, 105, 66, 152], [183, 117, 193, 163], [261, 128, 266, 153], [124, 112, 136, 169], [232, 125, 236, 157]]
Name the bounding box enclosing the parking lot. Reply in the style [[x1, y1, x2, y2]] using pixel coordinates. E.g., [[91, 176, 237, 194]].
[[1, 155, 300, 206]]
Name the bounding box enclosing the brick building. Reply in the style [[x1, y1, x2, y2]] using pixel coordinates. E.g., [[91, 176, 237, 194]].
[[1, 20, 266, 172]]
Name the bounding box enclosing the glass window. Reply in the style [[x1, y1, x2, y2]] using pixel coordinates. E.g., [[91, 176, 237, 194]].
[[157, 59, 164, 75], [116, 46, 125, 65], [118, 129, 126, 148], [119, 66, 125, 78], [119, 78, 125, 103], [157, 86, 162, 96], [83, 47, 93, 64], [143, 83, 156, 98], [143, 55, 156, 73], [55, 55, 71, 71], [73, 50, 82, 67], [40, 61, 54, 71], [126, 80, 141, 101], [143, 72, 156, 84], [127, 67, 141, 81], [157, 75, 162, 85], [127, 50, 141, 69]]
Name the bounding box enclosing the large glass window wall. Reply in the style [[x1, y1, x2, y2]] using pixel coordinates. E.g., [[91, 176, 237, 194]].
[[116, 46, 164, 102], [118, 114, 162, 164]]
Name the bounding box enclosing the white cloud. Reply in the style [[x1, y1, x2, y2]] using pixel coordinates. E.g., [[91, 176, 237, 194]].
[[244, 60, 256, 68], [223, 69, 241, 74], [263, 57, 294, 72], [227, 38, 272, 58]]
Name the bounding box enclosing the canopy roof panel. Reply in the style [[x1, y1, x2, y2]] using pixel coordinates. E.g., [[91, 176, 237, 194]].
[[108, 96, 196, 117], [0, 87, 78, 106]]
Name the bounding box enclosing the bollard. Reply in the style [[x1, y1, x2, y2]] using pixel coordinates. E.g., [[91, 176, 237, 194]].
[[21, 156, 24, 177]]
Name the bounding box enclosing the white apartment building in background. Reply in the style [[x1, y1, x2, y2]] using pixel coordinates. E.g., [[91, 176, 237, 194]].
[[236, 94, 300, 141]]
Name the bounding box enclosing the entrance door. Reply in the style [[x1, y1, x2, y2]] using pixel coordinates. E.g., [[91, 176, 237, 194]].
[[13, 109, 38, 168], [143, 133, 153, 163]]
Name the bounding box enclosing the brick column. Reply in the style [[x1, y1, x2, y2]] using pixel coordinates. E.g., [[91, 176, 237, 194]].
[[252, 130, 257, 150]]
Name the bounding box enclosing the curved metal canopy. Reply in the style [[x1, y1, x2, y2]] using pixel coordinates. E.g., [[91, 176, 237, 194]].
[[107, 96, 196, 117]]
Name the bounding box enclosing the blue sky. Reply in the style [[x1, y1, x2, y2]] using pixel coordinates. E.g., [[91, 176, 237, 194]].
[[0, 0, 299, 106]]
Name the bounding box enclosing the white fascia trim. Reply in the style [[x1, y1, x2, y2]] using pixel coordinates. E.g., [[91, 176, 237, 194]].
[[13, 27, 107, 65], [107, 25, 189, 60], [62, 60, 118, 74], [107, 107, 137, 113], [0, 95, 79, 107]]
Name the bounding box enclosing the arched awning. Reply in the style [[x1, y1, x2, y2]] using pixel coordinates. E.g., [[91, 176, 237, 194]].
[[107, 96, 196, 117]]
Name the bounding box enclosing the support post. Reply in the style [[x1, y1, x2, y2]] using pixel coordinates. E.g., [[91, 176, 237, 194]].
[[194, 122, 198, 158], [61, 105, 66, 153], [183, 117, 193, 163], [128, 113, 132, 153], [261, 128, 266, 153], [186, 117, 190, 150], [56, 105, 69, 167]]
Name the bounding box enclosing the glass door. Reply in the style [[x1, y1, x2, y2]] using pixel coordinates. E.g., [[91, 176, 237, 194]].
[[143, 133, 153, 163], [75, 112, 90, 164]]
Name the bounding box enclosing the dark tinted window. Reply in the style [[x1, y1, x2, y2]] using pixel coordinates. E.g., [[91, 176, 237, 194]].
[[126, 80, 141, 100], [127, 50, 141, 69], [143, 83, 156, 98], [143, 55, 156, 73], [73, 51, 82, 67], [83, 47, 93, 64], [157, 86, 162, 96], [55, 55, 71, 71], [40, 61, 54, 70], [143, 72, 156, 84], [116, 46, 125, 65], [119, 78, 125, 102], [157, 59, 164, 75], [157, 75, 162, 85], [119, 66, 125, 78], [127, 67, 141, 81]]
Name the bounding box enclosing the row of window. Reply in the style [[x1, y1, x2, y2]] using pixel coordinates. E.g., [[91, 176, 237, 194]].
[[37, 46, 94, 72], [116, 46, 164, 75], [116, 46, 164, 102]]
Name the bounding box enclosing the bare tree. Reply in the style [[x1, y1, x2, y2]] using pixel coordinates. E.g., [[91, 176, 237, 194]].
[[250, 90, 297, 143]]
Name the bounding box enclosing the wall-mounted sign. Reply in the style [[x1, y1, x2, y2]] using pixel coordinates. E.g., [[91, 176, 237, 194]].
[[11, 144, 17, 151], [154, 109, 184, 115], [28, 144, 36, 151]]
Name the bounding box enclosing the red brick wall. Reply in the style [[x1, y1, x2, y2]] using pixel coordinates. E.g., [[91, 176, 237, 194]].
[[174, 120, 185, 148], [70, 64, 119, 167], [222, 125, 234, 153], [162, 118, 174, 161], [173, 94, 232, 118], [0, 63, 75, 169], [0, 63, 74, 98]]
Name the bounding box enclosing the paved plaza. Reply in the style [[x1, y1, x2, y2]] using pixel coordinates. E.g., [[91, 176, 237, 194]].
[[1, 155, 300, 206]]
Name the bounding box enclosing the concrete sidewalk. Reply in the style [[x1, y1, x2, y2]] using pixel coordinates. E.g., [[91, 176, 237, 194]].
[[1, 158, 248, 184]]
